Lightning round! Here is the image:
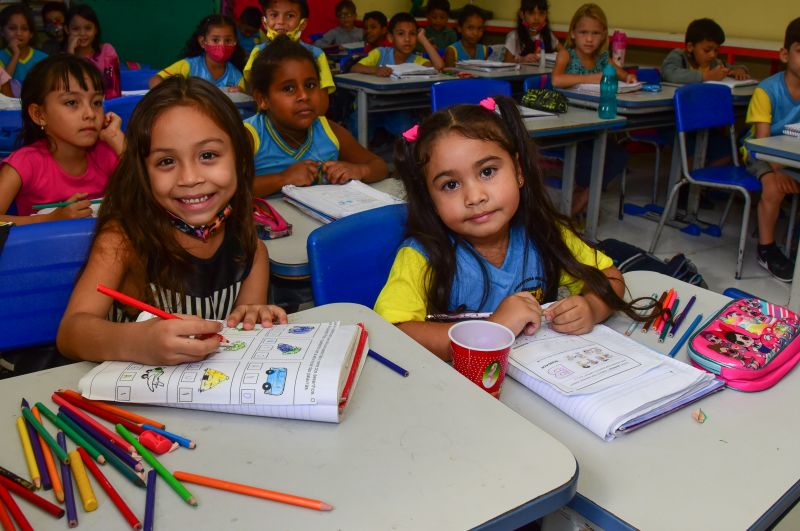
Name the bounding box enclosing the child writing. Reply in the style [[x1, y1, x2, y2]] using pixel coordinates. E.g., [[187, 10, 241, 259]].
[[0, 54, 124, 225], [363, 11, 390, 53], [313, 0, 363, 48], [38, 1, 67, 56], [0, 4, 47, 83], [151, 14, 246, 92], [444, 4, 489, 68], [65, 5, 121, 99], [245, 36, 387, 197], [57, 76, 287, 365], [421, 0, 457, 51], [374, 96, 651, 359], [504, 0, 562, 65], [552, 3, 635, 88], [741, 17, 800, 283], [662, 18, 750, 83]]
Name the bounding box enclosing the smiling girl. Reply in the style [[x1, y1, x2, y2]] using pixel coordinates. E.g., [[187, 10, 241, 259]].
[[65, 5, 121, 99]]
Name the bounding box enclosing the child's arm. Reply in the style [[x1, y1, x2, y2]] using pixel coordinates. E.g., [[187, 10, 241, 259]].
[[99, 112, 125, 156], [3, 44, 20, 79], [225, 241, 287, 329], [56, 226, 224, 365], [614, 64, 637, 84], [544, 265, 625, 335], [253, 160, 321, 196], [417, 28, 445, 70], [321, 121, 388, 184], [0, 166, 93, 225], [444, 46, 457, 68], [551, 49, 602, 87]]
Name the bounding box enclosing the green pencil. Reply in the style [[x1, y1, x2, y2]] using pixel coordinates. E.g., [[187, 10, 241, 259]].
[[35, 403, 105, 464], [20, 407, 69, 464], [31, 198, 103, 210], [116, 424, 197, 506]]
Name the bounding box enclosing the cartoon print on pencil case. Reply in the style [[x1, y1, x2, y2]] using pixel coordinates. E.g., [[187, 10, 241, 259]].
[[199, 368, 230, 392], [262, 367, 287, 395], [277, 343, 301, 355], [223, 340, 246, 351], [288, 325, 314, 334], [700, 331, 765, 369], [142, 367, 165, 392]]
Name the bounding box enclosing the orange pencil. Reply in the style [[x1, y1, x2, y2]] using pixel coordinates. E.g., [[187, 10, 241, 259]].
[[59, 389, 165, 430], [174, 471, 333, 511], [653, 289, 675, 332], [31, 407, 64, 503]]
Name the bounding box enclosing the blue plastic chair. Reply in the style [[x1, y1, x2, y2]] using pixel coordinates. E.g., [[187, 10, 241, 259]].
[[119, 68, 157, 91], [523, 73, 552, 91], [430, 78, 512, 111], [0, 218, 95, 350], [307, 204, 407, 307], [104, 93, 144, 132], [0, 109, 22, 156], [649, 84, 761, 279]]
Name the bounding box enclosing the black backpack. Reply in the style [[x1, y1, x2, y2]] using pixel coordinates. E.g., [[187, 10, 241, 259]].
[[596, 238, 708, 289]]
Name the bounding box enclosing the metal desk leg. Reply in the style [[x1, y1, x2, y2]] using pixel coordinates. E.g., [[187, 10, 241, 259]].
[[585, 130, 608, 241], [665, 130, 682, 220], [559, 143, 577, 216], [357, 90, 368, 147]]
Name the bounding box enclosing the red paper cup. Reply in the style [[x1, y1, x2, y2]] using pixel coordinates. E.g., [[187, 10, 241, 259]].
[[448, 320, 515, 397]]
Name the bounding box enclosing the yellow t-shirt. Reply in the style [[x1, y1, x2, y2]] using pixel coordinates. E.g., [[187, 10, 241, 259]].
[[745, 87, 772, 124], [357, 47, 430, 67], [243, 42, 335, 93], [374, 227, 614, 324]]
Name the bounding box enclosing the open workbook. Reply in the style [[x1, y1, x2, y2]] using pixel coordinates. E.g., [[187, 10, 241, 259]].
[[79, 322, 369, 423], [282, 180, 405, 223], [571, 81, 643, 94], [506, 323, 724, 440]]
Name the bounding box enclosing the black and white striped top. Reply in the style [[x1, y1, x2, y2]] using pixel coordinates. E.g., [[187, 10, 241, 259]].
[[110, 230, 253, 322]]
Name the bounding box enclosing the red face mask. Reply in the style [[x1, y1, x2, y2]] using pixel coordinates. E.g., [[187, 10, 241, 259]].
[[205, 43, 236, 63]]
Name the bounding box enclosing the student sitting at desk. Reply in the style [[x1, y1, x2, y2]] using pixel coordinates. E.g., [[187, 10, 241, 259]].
[[374, 96, 652, 360], [0, 4, 47, 84], [313, 0, 363, 49], [504, 0, 562, 65], [363, 10, 390, 53], [235, 7, 265, 57], [444, 4, 489, 68], [420, 0, 457, 51], [741, 17, 800, 283], [661, 18, 749, 83], [245, 36, 387, 197]]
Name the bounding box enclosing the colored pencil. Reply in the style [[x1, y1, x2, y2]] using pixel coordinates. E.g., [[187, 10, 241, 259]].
[[174, 470, 333, 511], [668, 313, 704, 358], [654, 289, 676, 333], [56, 390, 145, 445], [58, 432, 78, 528], [16, 417, 41, 489], [20, 400, 51, 490], [58, 389, 165, 431], [35, 402, 101, 463], [0, 496, 14, 531], [21, 406, 69, 465], [0, 482, 32, 531], [59, 406, 144, 471], [367, 349, 409, 377], [97, 283, 228, 344], [643, 290, 667, 333], [0, 476, 65, 518], [141, 424, 196, 449], [77, 448, 142, 530], [31, 407, 63, 502], [56, 412, 111, 465], [32, 198, 103, 210], [54, 392, 146, 444], [669, 295, 697, 337], [0, 466, 35, 492], [143, 470, 157, 531], [116, 425, 197, 506], [67, 449, 97, 512], [658, 298, 680, 343]]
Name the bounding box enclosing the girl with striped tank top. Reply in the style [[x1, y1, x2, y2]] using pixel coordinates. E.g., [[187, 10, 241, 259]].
[[57, 76, 287, 365]]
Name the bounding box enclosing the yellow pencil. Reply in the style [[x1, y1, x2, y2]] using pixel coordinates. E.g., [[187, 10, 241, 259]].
[[32, 407, 64, 503], [67, 450, 97, 512], [16, 417, 40, 489]]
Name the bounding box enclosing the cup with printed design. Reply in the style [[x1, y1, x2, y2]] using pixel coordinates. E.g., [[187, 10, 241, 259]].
[[448, 320, 515, 398]]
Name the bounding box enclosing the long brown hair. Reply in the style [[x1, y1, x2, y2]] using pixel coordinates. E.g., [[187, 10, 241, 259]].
[[94, 76, 256, 301], [394, 95, 654, 320]]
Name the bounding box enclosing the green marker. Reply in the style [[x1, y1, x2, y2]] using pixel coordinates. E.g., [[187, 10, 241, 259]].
[[31, 198, 103, 210]]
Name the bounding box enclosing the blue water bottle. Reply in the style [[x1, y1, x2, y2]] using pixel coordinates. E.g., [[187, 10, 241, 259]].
[[598, 63, 618, 119]]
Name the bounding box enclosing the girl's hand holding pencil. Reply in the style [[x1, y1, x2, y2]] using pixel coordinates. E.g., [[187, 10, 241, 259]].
[[489, 292, 544, 336], [544, 295, 596, 335], [44, 192, 94, 221]]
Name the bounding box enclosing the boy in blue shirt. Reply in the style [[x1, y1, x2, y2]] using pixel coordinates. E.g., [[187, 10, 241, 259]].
[[743, 17, 800, 282]]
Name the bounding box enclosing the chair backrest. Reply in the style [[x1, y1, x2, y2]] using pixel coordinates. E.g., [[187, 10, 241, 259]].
[[523, 74, 552, 91], [0, 218, 95, 350], [430, 78, 512, 111], [119, 68, 158, 91], [673, 83, 734, 133], [104, 93, 145, 132], [636, 67, 661, 84], [307, 204, 407, 307], [0, 109, 22, 155]]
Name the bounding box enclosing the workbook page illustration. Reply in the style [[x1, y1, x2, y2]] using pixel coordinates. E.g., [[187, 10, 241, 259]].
[[80, 322, 354, 408]]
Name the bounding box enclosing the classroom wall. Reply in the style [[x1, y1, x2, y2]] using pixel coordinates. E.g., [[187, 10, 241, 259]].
[[355, 0, 794, 42]]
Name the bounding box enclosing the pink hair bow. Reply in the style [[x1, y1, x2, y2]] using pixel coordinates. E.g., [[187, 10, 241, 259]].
[[402, 124, 419, 142], [479, 97, 497, 111]]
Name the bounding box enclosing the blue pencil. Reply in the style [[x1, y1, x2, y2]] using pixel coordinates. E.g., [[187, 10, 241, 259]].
[[668, 313, 704, 358], [141, 424, 196, 449], [368, 349, 409, 377], [143, 470, 157, 531]]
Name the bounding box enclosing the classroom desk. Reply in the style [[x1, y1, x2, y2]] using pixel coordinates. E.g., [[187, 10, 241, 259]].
[[0, 305, 578, 530], [500, 270, 800, 530], [746, 135, 800, 312]]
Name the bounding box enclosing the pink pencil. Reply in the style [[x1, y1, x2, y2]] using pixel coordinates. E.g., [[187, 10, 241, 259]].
[[653, 289, 675, 332], [50, 394, 136, 458]]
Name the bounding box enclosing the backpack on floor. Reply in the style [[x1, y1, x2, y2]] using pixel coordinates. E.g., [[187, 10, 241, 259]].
[[688, 298, 800, 391], [595, 239, 708, 288]]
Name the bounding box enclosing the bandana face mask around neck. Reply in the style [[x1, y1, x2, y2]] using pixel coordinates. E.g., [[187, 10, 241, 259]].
[[167, 204, 232, 242], [264, 18, 306, 41]]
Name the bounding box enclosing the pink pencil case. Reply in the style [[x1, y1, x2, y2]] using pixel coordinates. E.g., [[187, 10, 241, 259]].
[[253, 198, 292, 239], [688, 297, 800, 391]]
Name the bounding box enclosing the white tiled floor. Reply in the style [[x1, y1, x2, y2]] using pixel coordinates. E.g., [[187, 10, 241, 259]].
[[593, 152, 793, 305]]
